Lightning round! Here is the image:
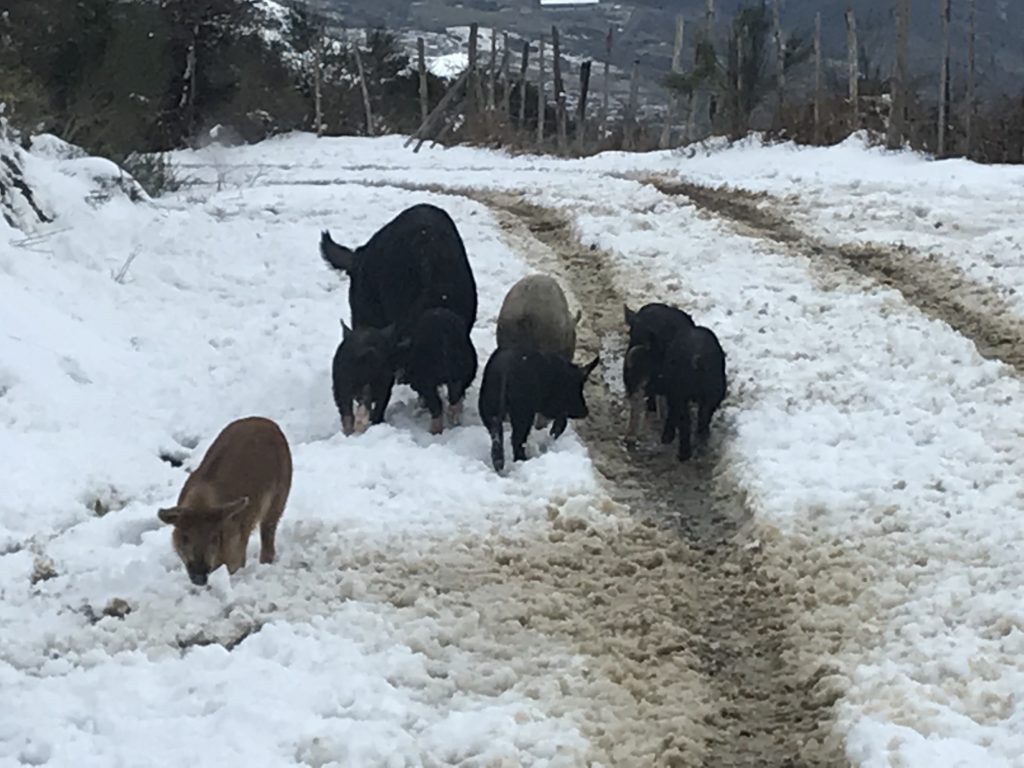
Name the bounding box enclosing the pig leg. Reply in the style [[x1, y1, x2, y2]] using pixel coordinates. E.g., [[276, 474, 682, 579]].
[[550, 415, 568, 439], [446, 383, 466, 427], [644, 379, 658, 412], [534, 414, 550, 430], [488, 421, 505, 473], [511, 410, 533, 462], [421, 384, 444, 435], [677, 401, 693, 462], [340, 398, 356, 436], [661, 397, 678, 445], [697, 399, 714, 438], [625, 390, 644, 442], [259, 498, 285, 565], [354, 404, 371, 434], [369, 378, 394, 426]]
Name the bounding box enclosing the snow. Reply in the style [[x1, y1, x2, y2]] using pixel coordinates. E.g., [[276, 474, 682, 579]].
[[0, 137, 603, 765], [585, 132, 1024, 319], [428, 52, 469, 79], [5, 130, 1024, 766]]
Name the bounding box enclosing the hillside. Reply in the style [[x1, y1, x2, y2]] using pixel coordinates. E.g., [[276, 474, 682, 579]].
[[318, 0, 1024, 118]]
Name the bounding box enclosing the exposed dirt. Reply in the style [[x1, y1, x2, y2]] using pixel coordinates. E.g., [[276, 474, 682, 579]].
[[648, 177, 1024, 373], [465, 191, 849, 767]]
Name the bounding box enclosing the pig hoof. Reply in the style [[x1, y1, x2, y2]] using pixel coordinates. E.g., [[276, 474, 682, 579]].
[[429, 416, 444, 435], [342, 417, 355, 436]]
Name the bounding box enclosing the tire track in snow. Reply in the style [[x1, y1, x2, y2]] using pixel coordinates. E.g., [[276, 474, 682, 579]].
[[644, 177, 1024, 374], [468, 192, 848, 768]]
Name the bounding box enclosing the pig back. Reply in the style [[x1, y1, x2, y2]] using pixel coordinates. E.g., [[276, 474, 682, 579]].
[[496, 274, 576, 360], [179, 416, 293, 511]]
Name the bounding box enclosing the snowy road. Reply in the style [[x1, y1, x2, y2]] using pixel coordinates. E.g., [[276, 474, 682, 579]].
[[3, 134, 1024, 767]]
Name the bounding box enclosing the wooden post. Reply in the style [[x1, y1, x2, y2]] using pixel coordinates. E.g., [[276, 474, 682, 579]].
[[518, 40, 530, 128], [537, 35, 546, 146], [552, 25, 566, 153], [417, 37, 429, 126], [468, 23, 480, 118], [965, 0, 976, 156], [501, 32, 511, 123], [888, 0, 910, 149], [773, 0, 784, 128], [846, 8, 858, 134], [488, 29, 498, 113], [660, 15, 685, 149], [600, 25, 613, 138], [938, 0, 951, 157], [312, 27, 324, 136], [814, 11, 822, 143], [624, 59, 640, 150], [735, 22, 746, 138], [703, 0, 716, 135], [405, 69, 470, 150], [577, 60, 592, 153], [353, 45, 374, 137]]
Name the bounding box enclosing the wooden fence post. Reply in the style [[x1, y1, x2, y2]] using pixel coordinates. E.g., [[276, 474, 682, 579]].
[[501, 32, 511, 123], [814, 11, 822, 143], [624, 59, 640, 150], [773, 0, 784, 127], [577, 60, 592, 154], [552, 25, 567, 153], [965, 0, 975, 156], [660, 15, 684, 149], [518, 40, 530, 129], [537, 35, 546, 146], [405, 70, 470, 151], [888, 0, 910, 149], [600, 25, 613, 139], [353, 44, 374, 136], [417, 37, 429, 126], [468, 23, 481, 120], [312, 26, 324, 136], [846, 8, 858, 134], [703, 0, 715, 135], [488, 29, 498, 114], [938, 0, 951, 156]]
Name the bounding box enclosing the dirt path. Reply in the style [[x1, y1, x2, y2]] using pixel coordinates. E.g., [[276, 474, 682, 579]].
[[466, 191, 849, 767], [646, 177, 1024, 373]]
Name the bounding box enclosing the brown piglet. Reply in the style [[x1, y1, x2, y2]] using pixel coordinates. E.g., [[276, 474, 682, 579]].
[[158, 416, 292, 586]]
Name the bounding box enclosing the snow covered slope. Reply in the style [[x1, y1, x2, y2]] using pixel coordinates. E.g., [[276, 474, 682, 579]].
[[3, 132, 1024, 767]]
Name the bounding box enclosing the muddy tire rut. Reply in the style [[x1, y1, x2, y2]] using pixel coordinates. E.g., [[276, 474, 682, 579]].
[[646, 177, 1024, 373], [464, 191, 848, 767]]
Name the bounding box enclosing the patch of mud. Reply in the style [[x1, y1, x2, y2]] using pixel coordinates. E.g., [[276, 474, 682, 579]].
[[648, 177, 1024, 373], [469, 192, 848, 767]]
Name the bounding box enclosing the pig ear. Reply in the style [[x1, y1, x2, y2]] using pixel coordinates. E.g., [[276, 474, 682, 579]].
[[574, 309, 582, 326], [623, 305, 636, 326], [581, 356, 600, 380], [340, 319, 352, 340], [158, 507, 182, 525], [219, 496, 250, 521]]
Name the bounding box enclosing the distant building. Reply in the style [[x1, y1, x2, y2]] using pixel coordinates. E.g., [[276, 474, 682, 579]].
[[539, 0, 599, 7]]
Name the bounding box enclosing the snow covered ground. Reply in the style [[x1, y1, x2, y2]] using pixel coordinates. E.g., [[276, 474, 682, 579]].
[[4, 131, 1024, 767], [600, 133, 1024, 320]]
